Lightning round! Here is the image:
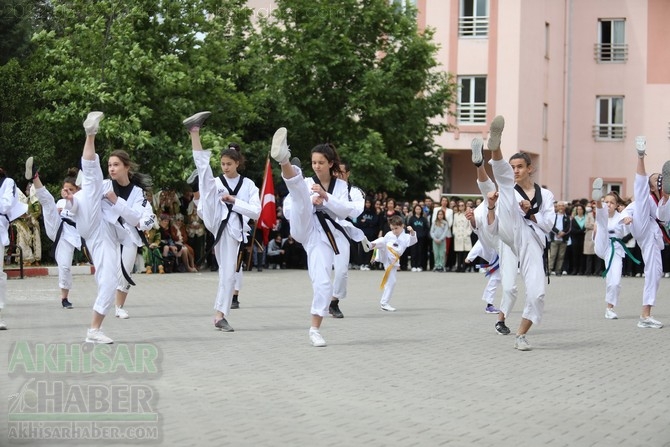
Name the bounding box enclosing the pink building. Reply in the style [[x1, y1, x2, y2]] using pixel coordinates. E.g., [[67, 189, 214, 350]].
[[423, 0, 670, 201], [247, 0, 670, 201]]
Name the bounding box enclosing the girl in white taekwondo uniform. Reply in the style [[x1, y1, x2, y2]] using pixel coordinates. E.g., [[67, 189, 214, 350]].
[[183, 112, 261, 333], [486, 116, 556, 351], [270, 127, 351, 347], [25, 160, 82, 309], [617, 137, 664, 329], [74, 112, 155, 344], [0, 168, 29, 330], [591, 184, 635, 320]]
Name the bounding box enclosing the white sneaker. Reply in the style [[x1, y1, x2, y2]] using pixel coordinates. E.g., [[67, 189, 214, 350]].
[[514, 334, 532, 351], [271, 127, 290, 164], [83, 111, 104, 136], [380, 303, 396, 312], [605, 308, 618, 320], [411, 267, 417, 272], [635, 136, 646, 157], [637, 316, 663, 329], [182, 111, 211, 130], [592, 177, 603, 201], [662, 160, 670, 195], [664, 273, 670, 279], [85, 328, 113, 344], [0, 317, 7, 330], [309, 330, 327, 347], [416, 267, 423, 272], [25, 156, 36, 180], [487, 115, 505, 151], [115, 306, 129, 319], [471, 137, 484, 166]]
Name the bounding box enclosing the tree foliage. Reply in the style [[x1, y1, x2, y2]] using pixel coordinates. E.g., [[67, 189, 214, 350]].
[[256, 0, 456, 196], [0, 0, 455, 198]]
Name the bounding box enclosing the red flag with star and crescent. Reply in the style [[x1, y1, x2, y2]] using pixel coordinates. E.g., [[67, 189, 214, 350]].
[[258, 157, 277, 244]]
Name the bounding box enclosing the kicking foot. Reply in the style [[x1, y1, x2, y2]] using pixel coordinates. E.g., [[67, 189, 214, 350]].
[[487, 115, 505, 151], [471, 138, 484, 166], [25, 157, 38, 180], [182, 111, 211, 131], [635, 136, 646, 157], [271, 127, 290, 164], [591, 178, 604, 201], [83, 111, 104, 135], [662, 161, 670, 195]]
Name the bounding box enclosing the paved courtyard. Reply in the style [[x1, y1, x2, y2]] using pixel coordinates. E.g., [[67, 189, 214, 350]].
[[1, 268, 669, 446]]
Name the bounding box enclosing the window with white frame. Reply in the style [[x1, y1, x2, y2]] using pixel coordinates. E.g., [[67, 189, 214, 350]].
[[459, 0, 489, 37], [594, 96, 624, 140], [596, 19, 627, 62], [457, 76, 487, 124]]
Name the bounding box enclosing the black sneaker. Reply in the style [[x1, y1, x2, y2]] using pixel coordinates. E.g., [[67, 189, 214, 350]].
[[329, 300, 344, 318], [495, 321, 511, 335], [61, 298, 73, 309], [231, 300, 239, 309], [214, 317, 234, 332]]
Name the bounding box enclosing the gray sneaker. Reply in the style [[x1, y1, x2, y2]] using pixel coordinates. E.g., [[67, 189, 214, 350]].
[[271, 127, 290, 164], [592, 177, 603, 201], [487, 115, 505, 151], [215, 317, 234, 332], [635, 136, 646, 157], [637, 316, 663, 329], [182, 111, 211, 131], [662, 161, 670, 195], [471, 138, 484, 166], [514, 334, 532, 351], [83, 111, 104, 136]]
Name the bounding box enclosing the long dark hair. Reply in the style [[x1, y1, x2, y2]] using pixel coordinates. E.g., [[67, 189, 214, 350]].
[[311, 143, 341, 177], [110, 150, 152, 191]]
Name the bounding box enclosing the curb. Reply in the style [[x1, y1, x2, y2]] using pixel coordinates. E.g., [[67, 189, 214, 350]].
[[4, 265, 96, 279]]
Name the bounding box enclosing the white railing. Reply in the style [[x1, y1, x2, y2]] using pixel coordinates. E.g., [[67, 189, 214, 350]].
[[459, 16, 489, 37]]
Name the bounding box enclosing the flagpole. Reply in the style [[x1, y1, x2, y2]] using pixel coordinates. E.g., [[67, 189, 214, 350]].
[[248, 153, 271, 270]]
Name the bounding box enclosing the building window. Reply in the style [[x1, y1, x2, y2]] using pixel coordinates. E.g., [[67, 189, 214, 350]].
[[595, 19, 627, 62], [594, 96, 625, 140], [457, 76, 487, 124], [459, 0, 489, 37]]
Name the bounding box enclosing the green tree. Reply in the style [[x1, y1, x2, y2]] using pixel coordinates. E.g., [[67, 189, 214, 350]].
[[19, 0, 264, 189], [256, 0, 456, 196]]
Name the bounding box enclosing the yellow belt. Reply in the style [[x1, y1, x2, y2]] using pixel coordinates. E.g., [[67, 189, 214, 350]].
[[380, 246, 401, 290]]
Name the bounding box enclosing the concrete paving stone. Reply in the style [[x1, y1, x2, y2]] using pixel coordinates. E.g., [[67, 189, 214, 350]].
[[0, 270, 669, 446]]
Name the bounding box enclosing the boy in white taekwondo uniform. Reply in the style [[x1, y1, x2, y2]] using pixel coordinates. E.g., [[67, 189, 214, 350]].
[[486, 116, 556, 351], [618, 137, 664, 328]]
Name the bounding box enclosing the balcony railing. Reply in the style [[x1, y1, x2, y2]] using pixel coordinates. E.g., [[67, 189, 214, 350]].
[[457, 103, 487, 124], [594, 43, 628, 62], [592, 124, 626, 140], [458, 16, 489, 38]]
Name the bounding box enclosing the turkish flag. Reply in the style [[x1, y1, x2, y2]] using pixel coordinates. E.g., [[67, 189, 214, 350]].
[[258, 158, 277, 243]]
